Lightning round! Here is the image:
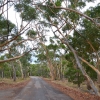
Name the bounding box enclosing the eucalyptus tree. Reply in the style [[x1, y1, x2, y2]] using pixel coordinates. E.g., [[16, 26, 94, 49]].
[[0, 0, 38, 64], [34, 0, 100, 95], [20, 53, 32, 78], [35, 42, 56, 80], [2, 0, 100, 95]]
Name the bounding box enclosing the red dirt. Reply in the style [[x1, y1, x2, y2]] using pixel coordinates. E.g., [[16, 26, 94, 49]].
[[44, 79, 100, 100], [0, 79, 30, 100], [0, 79, 30, 90]]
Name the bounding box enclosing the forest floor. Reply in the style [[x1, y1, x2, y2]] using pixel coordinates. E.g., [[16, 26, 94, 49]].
[[0, 78, 30, 100], [0, 78, 30, 90], [43, 78, 100, 100]]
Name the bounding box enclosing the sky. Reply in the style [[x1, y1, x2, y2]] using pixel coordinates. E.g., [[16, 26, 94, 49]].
[[3, 0, 100, 27]]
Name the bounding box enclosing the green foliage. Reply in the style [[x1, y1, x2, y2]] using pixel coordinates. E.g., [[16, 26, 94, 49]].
[[53, 19, 58, 25], [68, 12, 80, 22], [27, 30, 37, 37], [83, 63, 97, 81], [39, 0, 62, 19], [45, 7, 59, 17], [72, 18, 100, 55], [55, 0, 62, 6], [49, 38, 55, 43], [36, 53, 47, 62], [62, 23, 71, 32], [15, 3, 36, 21], [20, 5, 36, 21], [0, 16, 15, 35], [59, 43, 66, 49], [68, 0, 86, 9], [77, 1, 86, 8], [48, 44, 58, 51], [22, 0, 32, 4], [20, 54, 32, 66], [65, 62, 84, 86], [30, 64, 49, 77], [65, 52, 74, 61], [85, 3, 100, 18], [0, 62, 11, 78]]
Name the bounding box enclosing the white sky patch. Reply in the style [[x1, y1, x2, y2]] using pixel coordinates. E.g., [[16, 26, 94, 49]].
[[8, 6, 21, 27], [2, 0, 99, 26], [2, 5, 21, 28], [82, 0, 100, 12]]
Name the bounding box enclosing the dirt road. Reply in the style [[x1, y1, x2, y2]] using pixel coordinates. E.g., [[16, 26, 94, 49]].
[[0, 76, 73, 100]]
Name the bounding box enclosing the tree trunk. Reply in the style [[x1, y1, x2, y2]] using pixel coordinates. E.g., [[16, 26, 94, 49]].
[[40, 42, 56, 80], [23, 69, 27, 78], [60, 57, 63, 80], [77, 72, 80, 88], [48, 62, 56, 80], [12, 65, 16, 82], [97, 74, 100, 83], [97, 58, 100, 83], [9, 69, 12, 79], [1, 70, 4, 79], [62, 39, 100, 96], [17, 60, 24, 79], [79, 56, 100, 83]]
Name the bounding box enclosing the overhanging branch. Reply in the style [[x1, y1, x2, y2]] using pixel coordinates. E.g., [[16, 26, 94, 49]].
[[0, 48, 37, 63]]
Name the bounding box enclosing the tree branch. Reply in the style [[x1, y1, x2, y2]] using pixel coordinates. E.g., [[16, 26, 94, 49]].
[[0, 48, 37, 63]]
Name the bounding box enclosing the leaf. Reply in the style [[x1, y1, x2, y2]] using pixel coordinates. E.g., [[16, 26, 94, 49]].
[[27, 30, 37, 37], [20, 6, 36, 21]]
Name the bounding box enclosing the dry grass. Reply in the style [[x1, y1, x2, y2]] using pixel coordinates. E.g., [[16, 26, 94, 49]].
[[0, 77, 30, 90], [0, 77, 30, 85], [44, 78, 90, 93], [45, 78, 100, 94], [44, 78, 100, 100]]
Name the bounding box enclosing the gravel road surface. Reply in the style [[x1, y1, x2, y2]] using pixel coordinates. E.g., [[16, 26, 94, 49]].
[[0, 76, 73, 100], [14, 76, 73, 100]]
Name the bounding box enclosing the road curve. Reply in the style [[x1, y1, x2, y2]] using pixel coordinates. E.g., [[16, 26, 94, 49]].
[[14, 76, 73, 100]]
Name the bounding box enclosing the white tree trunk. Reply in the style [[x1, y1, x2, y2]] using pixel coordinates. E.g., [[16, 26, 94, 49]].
[[61, 39, 100, 96], [17, 60, 24, 79]]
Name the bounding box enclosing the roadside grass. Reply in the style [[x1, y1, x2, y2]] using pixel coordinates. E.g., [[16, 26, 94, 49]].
[[44, 78, 100, 93], [0, 77, 30, 85]]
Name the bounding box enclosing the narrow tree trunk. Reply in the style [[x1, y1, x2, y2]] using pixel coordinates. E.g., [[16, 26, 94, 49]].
[[63, 65, 66, 79], [79, 56, 100, 83], [62, 39, 100, 96], [60, 57, 63, 80], [41, 42, 56, 80], [97, 59, 100, 83], [77, 72, 80, 88], [9, 69, 12, 79], [48, 62, 56, 80], [12, 65, 16, 82], [97, 74, 100, 83], [29, 67, 32, 76], [23, 69, 27, 78], [57, 65, 60, 80], [1, 70, 4, 79], [17, 60, 24, 79]]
